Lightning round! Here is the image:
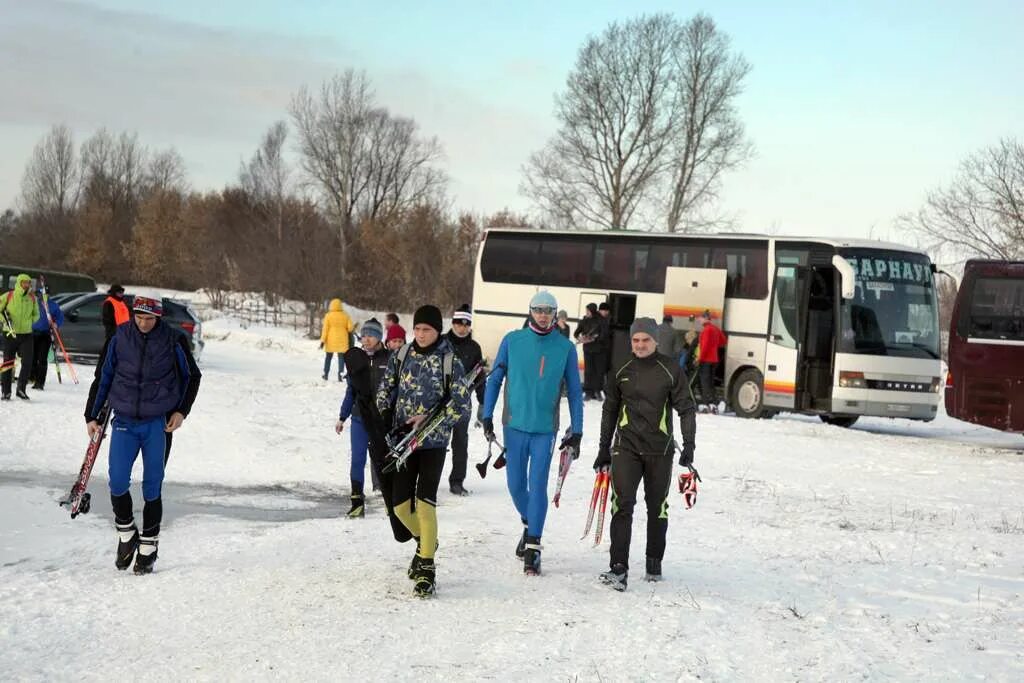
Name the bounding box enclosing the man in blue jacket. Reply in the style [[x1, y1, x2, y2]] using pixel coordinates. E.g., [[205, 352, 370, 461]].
[[85, 296, 201, 574], [481, 291, 584, 575], [29, 284, 64, 390]]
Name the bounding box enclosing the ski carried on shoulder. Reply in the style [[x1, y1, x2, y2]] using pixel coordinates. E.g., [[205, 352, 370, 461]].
[[59, 404, 112, 518], [383, 364, 486, 473]]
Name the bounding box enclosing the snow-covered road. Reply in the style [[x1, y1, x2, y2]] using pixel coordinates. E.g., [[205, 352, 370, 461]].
[[1, 317, 1022, 680]]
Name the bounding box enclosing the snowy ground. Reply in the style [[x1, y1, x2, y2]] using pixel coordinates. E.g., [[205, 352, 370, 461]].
[[1, 317, 1023, 681]]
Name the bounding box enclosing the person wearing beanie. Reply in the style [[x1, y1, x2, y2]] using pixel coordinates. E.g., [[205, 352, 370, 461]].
[[444, 304, 485, 496], [0, 273, 39, 400], [376, 304, 472, 597], [102, 283, 130, 340], [385, 323, 407, 352], [83, 292, 202, 574], [319, 299, 355, 382], [592, 317, 697, 591], [574, 301, 611, 400], [555, 310, 571, 339], [480, 290, 584, 576], [335, 318, 386, 518], [655, 314, 683, 364]]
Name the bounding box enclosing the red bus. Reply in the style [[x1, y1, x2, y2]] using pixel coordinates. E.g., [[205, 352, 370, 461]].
[[945, 260, 1024, 433]]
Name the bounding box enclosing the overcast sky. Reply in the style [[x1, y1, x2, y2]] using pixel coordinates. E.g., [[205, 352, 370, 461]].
[[1, 0, 1021, 241]]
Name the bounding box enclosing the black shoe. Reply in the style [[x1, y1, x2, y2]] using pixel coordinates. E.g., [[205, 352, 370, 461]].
[[408, 539, 439, 580], [449, 482, 469, 496], [514, 522, 528, 559], [115, 524, 139, 570], [31, 383, 43, 390], [645, 557, 663, 582], [1, 394, 10, 401], [600, 563, 629, 591], [321, 372, 328, 381], [413, 560, 436, 597], [15, 389, 29, 400], [133, 536, 158, 574], [346, 494, 365, 518], [523, 536, 542, 575]]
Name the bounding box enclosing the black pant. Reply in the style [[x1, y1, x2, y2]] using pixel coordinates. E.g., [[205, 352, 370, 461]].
[[393, 447, 445, 507], [2, 333, 34, 394], [30, 333, 52, 387], [609, 448, 674, 570], [583, 349, 607, 394], [448, 417, 470, 486], [699, 362, 716, 406]]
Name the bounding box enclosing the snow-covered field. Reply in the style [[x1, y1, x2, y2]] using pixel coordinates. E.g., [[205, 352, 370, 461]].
[[1, 317, 1022, 681]]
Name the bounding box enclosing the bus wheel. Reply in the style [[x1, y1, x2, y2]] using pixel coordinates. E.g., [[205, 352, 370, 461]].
[[731, 369, 764, 419], [820, 414, 859, 428]]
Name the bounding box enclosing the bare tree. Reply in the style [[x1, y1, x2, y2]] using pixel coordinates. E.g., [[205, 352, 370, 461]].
[[146, 147, 188, 195], [289, 69, 446, 251], [522, 13, 750, 232], [20, 124, 80, 217], [665, 14, 752, 232], [899, 138, 1024, 265], [522, 15, 680, 230]]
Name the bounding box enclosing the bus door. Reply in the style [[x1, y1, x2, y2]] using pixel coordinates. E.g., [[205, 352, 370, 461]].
[[764, 265, 811, 410], [663, 267, 726, 328]]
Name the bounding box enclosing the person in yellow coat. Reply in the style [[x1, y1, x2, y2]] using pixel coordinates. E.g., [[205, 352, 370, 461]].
[[320, 298, 355, 381]]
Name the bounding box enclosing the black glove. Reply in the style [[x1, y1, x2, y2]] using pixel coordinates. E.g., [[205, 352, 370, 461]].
[[593, 447, 611, 471], [678, 443, 694, 467], [560, 432, 582, 458], [482, 417, 495, 441], [319, 341, 324, 350]]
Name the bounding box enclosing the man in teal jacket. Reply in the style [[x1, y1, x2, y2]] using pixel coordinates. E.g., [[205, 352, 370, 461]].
[[481, 291, 584, 575], [1, 273, 40, 400]]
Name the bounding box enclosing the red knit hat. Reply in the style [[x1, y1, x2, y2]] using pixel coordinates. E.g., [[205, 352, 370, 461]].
[[386, 323, 406, 343]]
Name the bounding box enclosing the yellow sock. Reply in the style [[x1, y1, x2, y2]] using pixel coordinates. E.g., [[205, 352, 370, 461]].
[[416, 498, 437, 559], [394, 499, 420, 537]]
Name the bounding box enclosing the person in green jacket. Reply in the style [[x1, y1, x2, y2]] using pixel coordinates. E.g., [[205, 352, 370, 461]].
[[1, 273, 41, 400]]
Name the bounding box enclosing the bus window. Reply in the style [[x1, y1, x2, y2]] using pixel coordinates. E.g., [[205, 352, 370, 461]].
[[480, 234, 540, 283], [642, 243, 711, 291], [711, 244, 769, 299], [593, 241, 640, 291], [966, 277, 1024, 341], [539, 239, 592, 287]]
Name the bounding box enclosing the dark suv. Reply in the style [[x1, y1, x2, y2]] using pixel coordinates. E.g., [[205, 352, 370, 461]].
[[58, 293, 204, 363]]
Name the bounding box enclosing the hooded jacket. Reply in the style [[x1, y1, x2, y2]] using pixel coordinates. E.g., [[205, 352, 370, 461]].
[[0, 274, 41, 334], [33, 294, 65, 334], [320, 299, 355, 353]]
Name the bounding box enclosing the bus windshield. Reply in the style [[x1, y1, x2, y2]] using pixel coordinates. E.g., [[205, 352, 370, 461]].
[[838, 249, 940, 359]]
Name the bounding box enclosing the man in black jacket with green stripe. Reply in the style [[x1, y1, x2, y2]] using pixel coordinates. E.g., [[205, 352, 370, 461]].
[[594, 317, 697, 590]]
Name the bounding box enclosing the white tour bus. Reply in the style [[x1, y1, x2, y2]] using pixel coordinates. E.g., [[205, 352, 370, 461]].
[[471, 228, 942, 426]]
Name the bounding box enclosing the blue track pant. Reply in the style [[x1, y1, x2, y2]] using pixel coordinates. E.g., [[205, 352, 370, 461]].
[[349, 416, 370, 484], [503, 427, 556, 537], [107, 416, 167, 501]]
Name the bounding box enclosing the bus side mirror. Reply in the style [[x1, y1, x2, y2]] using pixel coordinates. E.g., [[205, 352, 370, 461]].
[[832, 255, 856, 300]]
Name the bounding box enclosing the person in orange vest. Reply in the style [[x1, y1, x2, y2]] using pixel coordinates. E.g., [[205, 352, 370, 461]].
[[103, 285, 130, 340], [696, 310, 727, 414], [319, 298, 355, 381]]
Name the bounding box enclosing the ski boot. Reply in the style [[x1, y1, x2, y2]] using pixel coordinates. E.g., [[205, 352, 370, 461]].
[[600, 563, 629, 591], [346, 494, 365, 518], [514, 520, 528, 559], [523, 536, 542, 576], [644, 557, 663, 582], [449, 482, 469, 496], [115, 522, 139, 570], [1, 393, 9, 401], [133, 536, 158, 574], [15, 389, 29, 400], [413, 559, 436, 598], [408, 539, 438, 579]]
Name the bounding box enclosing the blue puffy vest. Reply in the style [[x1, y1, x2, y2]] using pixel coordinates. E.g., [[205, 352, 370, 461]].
[[105, 321, 183, 420]]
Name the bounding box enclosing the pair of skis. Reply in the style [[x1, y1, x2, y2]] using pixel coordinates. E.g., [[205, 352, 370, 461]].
[[38, 275, 78, 384], [581, 467, 611, 544], [382, 364, 486, 473], [59, 404, 111, 518], [551, 428, 575, 508]]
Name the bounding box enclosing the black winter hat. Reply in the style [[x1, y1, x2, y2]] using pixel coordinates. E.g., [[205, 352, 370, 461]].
[[413, 305, 444, 334]]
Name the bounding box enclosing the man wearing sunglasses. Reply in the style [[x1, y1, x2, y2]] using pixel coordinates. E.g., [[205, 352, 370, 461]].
[[444, 304, 485, 496], [480, 291, 584, 575]]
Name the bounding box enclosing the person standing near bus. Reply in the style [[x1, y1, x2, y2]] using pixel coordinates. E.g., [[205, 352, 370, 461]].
[[30, 283, 64, 390], [697, 310, 727, 413], [481, 291, 584, 575], [444, 304, 485, 496], [555, 310, 571, 338], [319, 298, 355, 381], [102, 284, 130, 340], [592, 317, 697, 590], [1, 274, 40, 401], [574, 303, 609, 401]]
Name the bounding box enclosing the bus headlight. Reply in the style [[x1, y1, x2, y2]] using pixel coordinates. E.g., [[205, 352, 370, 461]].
[[932, 376, 943, 393], [838, 371, 866, 388]]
